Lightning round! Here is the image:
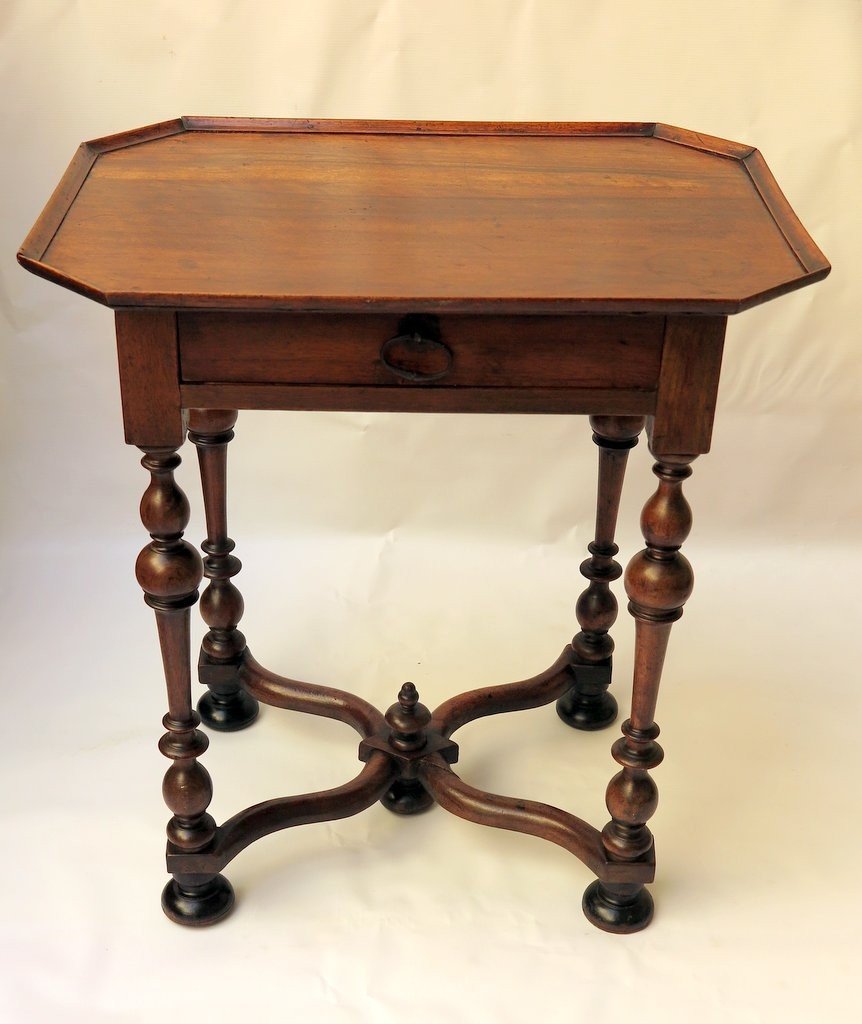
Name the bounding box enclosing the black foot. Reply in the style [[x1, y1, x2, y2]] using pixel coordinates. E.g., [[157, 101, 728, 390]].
[[556, 688, 618, 731], [381, 778, 434, 816], [582, 880, 653, 934], [161, 873, 235, 927], [198, 689, 259, 732]]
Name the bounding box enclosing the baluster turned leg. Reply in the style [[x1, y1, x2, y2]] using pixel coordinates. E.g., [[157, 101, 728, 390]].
[[582, 453, 695, 933], [188, 410, 258, 731], [558, 416, 645, 730], [136, 446, 235, 926]]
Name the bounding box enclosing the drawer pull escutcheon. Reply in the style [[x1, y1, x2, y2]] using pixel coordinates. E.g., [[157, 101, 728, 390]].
[[381, 316, 453, 383]]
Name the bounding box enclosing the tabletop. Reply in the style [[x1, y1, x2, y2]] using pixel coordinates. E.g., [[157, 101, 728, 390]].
[[18, 118, 829, 316]]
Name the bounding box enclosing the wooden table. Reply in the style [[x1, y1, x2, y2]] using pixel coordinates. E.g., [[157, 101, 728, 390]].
[[19, 119, 829, 933]]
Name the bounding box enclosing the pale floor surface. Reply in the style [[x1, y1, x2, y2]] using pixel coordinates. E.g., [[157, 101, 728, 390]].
[[0, 536, 859, 1023]]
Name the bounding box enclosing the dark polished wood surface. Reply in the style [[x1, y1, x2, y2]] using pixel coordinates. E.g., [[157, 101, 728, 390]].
[[19, 119, 827, 314], [18, 119, 830, 934]]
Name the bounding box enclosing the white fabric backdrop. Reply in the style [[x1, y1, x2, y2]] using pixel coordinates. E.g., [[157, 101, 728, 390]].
[[1, 2, 860, 1022]]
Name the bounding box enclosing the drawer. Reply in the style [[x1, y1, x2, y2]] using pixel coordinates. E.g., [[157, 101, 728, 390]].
[[178, 312, 664, 391]]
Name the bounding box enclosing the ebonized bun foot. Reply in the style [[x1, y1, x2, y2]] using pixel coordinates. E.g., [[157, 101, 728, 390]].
[[161, 874, 236, 927], [381, 778, 434, 815], [198, 689, 260, 732], [556, 689, 618, 731], [582, 880, 653, 933]]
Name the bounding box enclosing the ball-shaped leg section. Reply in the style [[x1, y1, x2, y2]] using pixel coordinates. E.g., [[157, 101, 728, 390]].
[[161, 873, 235, 927], [582, 880, 654, 934], [380, 778, 434, 815]]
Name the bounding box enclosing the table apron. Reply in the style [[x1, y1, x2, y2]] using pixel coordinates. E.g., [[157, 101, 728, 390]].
[[179, 382, 656, 415], [114, 309, 724, 453]]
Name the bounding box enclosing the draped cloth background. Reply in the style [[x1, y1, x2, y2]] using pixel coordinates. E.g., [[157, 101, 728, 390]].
[[1, 2, 859, 1021]]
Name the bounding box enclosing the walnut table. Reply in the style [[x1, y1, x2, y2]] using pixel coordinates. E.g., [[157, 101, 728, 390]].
[[19, 119, 829, 933]]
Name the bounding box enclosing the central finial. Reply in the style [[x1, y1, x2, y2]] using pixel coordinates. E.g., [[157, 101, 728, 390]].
[[386, 682, 430, 752], [399, 682, 419, 710]]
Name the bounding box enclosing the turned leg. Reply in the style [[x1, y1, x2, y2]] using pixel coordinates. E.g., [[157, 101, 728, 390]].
[[558, 415, 645, 731], [136, 446, 235, 926], [188, 410, 258, 731], [583, 453, 695, 933]]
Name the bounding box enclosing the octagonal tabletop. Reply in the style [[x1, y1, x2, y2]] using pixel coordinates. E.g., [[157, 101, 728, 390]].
[[19, 119, 829, 315]]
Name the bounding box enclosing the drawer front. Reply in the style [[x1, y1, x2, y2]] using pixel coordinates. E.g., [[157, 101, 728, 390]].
[[178, 312, 664, 391]]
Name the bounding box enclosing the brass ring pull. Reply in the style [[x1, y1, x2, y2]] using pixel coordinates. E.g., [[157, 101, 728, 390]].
[[380, 317, 452, 383]]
